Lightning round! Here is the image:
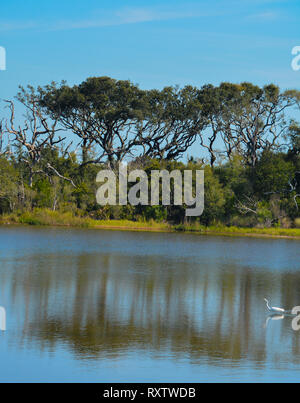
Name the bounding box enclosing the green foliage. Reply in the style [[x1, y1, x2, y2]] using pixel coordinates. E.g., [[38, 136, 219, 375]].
[[0, 157, 19, 213], [0, 77, 299, 229], [140, 206, 168, 222], [254, 151, 295, 195], [0, 150, 299, 229], [200, 166, 226, 225], [33, 179, 52, 208]]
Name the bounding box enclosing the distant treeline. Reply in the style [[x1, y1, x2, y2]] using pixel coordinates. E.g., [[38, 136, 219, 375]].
[[0, 76, 299, 227]]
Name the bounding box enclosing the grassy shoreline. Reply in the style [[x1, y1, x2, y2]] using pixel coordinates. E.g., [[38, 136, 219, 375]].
[[1, 209, 300, 240]]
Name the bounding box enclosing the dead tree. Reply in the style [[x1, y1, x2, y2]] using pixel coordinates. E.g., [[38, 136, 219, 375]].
[[5, 96, 68, 187], [0, 119, 12, 157]]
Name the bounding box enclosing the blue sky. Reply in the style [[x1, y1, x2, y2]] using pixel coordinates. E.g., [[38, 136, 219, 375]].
[[0, 0, 300, 101]]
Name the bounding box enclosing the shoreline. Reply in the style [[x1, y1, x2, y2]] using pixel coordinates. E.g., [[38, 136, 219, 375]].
[[2, 222, 300, 240], [1, 210, 300, 240], [92, 225, 300, 239]]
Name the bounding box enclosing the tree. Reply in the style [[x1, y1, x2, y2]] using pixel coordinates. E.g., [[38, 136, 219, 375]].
[[0, 119, 12, 157], [137, 85, 206, 160], [5, 87, 66, 187], [0, 156, 19, 212], [287, 122, 300, 157], [254, 151, 295, 194], [38, 77, 146, 167], [200, 166, 226, 225], [214, 82, 297, 168], [195, 84, 225, 166]]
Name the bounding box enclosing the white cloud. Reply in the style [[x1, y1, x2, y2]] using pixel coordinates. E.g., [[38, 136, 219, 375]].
[[0, 21, 37, 32], [0, 2, 291, 33], [50, 6, 219, 31], [246, 11, 279, 21], [0, 5, 224, 33]]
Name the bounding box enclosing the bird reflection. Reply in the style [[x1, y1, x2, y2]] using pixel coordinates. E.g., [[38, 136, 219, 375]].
[[264, 313, 285, 329]]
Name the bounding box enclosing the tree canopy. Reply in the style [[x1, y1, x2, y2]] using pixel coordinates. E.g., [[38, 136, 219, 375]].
[[0, 76, 299, 227]]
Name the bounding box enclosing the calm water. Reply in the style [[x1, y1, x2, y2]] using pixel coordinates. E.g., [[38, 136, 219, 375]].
[[0, 227, 300, 382]]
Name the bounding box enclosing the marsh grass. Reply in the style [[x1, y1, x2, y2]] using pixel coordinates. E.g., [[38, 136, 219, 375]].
[[0, 209, 93, 228], [174, 223, 300, 238], [0, 208, 299, 238]]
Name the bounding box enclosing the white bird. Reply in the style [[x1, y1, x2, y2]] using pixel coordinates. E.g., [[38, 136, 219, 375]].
[[264, 298, 285, 313]]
